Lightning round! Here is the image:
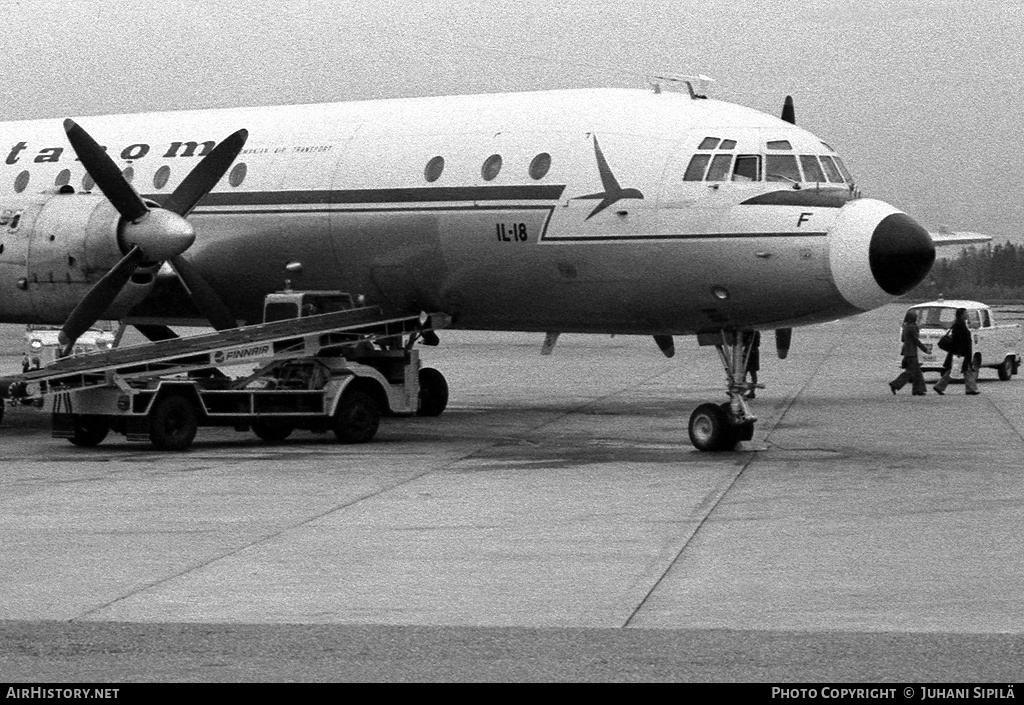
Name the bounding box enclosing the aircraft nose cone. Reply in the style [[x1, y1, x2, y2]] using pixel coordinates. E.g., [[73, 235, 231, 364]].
[[868, 212, 935, 296]]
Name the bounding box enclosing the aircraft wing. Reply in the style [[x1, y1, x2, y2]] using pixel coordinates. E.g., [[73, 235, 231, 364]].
[[929, 230, 991, 246]]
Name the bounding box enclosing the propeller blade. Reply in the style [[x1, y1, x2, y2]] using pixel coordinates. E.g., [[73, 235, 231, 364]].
[[161, 129, 249, 217], [168, 255, 237, 330], [59, 246, 145, 355], [653, 334, 675, 358], [781, 96, 796, 125], [775, 328, 793, 359], [63, 119, 149, 223]]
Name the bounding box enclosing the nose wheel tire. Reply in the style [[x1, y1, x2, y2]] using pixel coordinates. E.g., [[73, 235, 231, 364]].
[[689, 402, 749, 452]]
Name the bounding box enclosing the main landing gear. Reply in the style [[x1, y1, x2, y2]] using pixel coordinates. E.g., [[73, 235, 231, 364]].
[[688, 330, 758, 452]]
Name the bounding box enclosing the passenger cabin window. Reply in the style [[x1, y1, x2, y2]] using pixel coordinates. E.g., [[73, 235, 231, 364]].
[[424, 155, 445, 182], [967, 310, 982, 329], [529, 152, 551, 180], [765, 154, 801, 183]]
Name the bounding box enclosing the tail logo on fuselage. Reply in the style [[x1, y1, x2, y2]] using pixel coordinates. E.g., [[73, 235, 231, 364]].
[[573, 135, 645, 220]]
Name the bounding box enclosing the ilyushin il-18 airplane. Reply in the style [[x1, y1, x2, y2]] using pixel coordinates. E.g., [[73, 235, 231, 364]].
[[0, 76, 986, 450]]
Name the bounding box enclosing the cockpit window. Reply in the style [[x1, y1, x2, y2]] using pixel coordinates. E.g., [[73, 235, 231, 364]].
[[799, 155, 826, 183], [819, 156, 844, 182], [719, 139, 737, 150], [706, 154, 733, 181], [766, 140, 793, 150], [698, 137, 720, 150], [765, 154, 801, 183], [733, 155, 760, 181], [834, 157, 853, 183], [683, 154, 711, 180]]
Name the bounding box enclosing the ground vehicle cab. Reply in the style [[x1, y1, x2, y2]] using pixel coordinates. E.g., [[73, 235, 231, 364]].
[[23, 322, 115, 371], [907, 300, 1021, 380]]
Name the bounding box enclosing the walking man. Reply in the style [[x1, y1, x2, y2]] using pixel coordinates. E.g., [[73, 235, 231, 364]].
[[890, 310, 930, 396]]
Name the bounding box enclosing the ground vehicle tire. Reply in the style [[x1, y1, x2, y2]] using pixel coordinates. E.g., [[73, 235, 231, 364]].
[[688, 402, 736, 452], [417, 367, 449, 417], [68, 416, 109, 448], [252, 419, 294, 442], [149, 394, 199, 451], [332, 389, 380, 444], [998, 356, 1014, 381]]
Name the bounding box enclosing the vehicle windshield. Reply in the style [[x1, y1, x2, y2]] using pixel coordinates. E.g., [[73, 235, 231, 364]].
[[914, 307, 983, 329]]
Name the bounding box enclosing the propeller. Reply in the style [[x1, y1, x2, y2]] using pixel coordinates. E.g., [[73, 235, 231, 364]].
[[59, 121, 247, 355]]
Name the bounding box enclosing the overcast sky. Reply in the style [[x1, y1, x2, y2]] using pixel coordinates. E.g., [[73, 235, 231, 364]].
[[2, 0, 1021, 243]]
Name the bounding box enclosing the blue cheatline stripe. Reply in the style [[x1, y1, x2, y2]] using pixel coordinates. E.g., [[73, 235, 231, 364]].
[[143, 184, 567, 207], [540, 232, 828, 242]]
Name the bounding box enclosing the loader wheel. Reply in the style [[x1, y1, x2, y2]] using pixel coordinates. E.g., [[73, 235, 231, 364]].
[[69, 416, 109, 448], [149, 394, 198, 451], [417, 367, 449, 417], [252, 419, 294, 443], [333, 389, 380, 444], [252, 406, 294, 443]]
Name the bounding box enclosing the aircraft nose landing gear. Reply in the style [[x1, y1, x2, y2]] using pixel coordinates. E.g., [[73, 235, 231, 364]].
[[688, 330, 758, 452]]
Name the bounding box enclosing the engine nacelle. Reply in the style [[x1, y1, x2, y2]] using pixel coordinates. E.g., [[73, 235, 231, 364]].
[[0, 190, 156, 324]]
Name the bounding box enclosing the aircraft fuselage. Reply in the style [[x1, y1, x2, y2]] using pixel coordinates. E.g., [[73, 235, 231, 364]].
[[0, 88, 934, 335]]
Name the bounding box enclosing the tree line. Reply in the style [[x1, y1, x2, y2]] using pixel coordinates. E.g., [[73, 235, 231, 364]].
[[912, 241, 1024, 301]]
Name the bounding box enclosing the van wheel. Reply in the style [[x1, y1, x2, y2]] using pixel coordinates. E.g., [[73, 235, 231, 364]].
[[69, 416, 109, 448], [417, 368, 449, 417], [998, 357, 1013, 381], [333, 390, 380, 444], [149, 394, 198, 451]]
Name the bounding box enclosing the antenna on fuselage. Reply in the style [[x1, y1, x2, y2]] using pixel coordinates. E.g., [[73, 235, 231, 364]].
[[649, 73, 715, 99]]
